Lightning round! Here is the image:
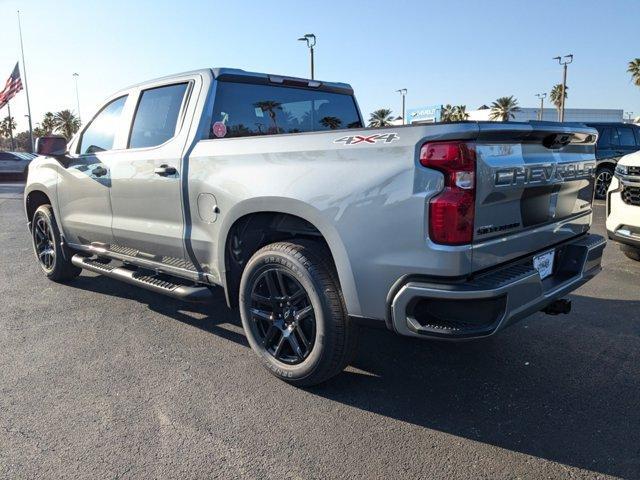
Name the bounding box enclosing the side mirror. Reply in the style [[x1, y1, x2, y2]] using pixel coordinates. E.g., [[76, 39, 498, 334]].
[[35, 136, 68, 156]]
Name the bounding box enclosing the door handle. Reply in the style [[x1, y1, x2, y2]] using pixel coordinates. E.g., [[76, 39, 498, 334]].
[[154, 164, 177, 176], [91, 166, 108, 177]]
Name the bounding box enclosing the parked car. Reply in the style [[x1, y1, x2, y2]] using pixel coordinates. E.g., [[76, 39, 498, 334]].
[[606, 150, 640, 261], [584, 122, 640, 199], [25, 68, 605, 386], [0, 151, 36, 180]]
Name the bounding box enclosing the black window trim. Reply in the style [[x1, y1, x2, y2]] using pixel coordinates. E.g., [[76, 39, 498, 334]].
[[76, 94, 129, 155], [126, 80, 193, 151]]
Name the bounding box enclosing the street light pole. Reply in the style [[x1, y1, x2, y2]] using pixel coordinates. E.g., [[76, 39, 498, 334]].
[[297, 34, 316, 79], [73, 73, 81, 124], [396, 89, 407, 125], [535, 93, 547, 120], [553, 54, 573, 122], [625, 111, 634, 122]]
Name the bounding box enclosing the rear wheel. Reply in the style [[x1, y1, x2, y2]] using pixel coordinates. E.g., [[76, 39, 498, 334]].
[[594, 166, 614, 200], [239, 241, 356, 387], [31, 205, 81, 282]]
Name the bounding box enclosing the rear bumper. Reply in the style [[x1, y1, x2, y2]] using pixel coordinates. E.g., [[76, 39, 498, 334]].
[[608, 227, 640, 249], [389, 234, 606, 340]]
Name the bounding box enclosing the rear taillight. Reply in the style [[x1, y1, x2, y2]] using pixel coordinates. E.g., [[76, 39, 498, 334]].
[[420, 141, 476, 245]]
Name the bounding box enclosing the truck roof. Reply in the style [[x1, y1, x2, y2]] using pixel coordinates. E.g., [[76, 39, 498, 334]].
[[120, 68, 354, 96]]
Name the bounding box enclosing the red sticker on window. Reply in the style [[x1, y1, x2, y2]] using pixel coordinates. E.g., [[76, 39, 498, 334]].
[[212, 122, 227, 138]]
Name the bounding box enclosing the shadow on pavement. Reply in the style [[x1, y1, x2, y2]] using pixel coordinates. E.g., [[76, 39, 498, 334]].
[[69, 274, 640, 478]]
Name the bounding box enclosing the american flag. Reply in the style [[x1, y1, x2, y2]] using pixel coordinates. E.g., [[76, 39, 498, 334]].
[[0, 63, 23, 110]]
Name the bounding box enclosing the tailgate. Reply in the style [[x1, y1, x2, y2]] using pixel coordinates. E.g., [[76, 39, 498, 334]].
[[472, 122, 598, 271]]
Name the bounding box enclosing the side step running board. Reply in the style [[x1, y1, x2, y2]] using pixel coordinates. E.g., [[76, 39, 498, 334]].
[[71, 255, 213, 303]]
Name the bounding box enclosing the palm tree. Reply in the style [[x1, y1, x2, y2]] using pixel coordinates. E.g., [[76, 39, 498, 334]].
[[550, 84, 568, 117], [319, 116, 342, 130], [0, 116, 17, 139], [489, 96, 520, 122], [253, 100, 283, 133], [452, 105, 469, 121], [440, 104, 455, 123], [52, 110, 80, 140], [628, 58, 640, 87], [368, 108, 394, 127]]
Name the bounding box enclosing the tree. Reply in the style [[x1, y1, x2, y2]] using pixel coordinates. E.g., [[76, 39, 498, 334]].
[[368, 108, 394, 127], [319, 116, 342, 130], [0, 116, 17, 140], [440, 104, 455, 123], [452, 105, 469, 121], [550, 84, 568, 115], [34, 112, 56, 138], [253, 100, 283, 133], [52, 110, 81, 140], [489, 96, 520, 122], [628, 58, 640, 87]]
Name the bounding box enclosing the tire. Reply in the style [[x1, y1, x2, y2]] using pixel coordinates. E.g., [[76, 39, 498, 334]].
[[239, 240, 357, 387], [31, 204, 81, 282], [622, 246, 640, 262], [594, 165, 614, 200]]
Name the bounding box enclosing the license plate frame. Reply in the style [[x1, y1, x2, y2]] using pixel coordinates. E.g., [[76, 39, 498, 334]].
[[533, 249, 555, 280]]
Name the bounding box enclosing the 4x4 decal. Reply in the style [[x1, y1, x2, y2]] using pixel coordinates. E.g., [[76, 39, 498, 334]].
[[333, 133, 399, 145]]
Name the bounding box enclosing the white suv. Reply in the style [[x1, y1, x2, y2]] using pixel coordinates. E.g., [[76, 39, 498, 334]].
[[607, 150, 640, 261]]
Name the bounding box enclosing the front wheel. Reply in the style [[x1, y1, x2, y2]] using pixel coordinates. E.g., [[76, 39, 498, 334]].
[[622, 245, 640, 262], [31, 205, 81, 282], [239, 241, 357, 387], [594, 166, 614, 200]]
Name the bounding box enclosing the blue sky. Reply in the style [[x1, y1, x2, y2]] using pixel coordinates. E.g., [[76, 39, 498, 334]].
[[1, 0, 639, 131]]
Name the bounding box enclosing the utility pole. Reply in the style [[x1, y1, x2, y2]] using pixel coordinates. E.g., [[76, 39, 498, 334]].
[[396, 89, 407, 125], [73, 73, 81, 124], [553, 54, 573, 122], [535, 93, 547, 120], [297, 34, 316, 79]]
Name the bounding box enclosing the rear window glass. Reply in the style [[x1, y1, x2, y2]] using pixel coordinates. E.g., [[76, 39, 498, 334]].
[[209, 81, 362, 139]]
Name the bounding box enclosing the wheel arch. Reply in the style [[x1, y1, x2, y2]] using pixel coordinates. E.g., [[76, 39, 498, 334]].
[[218, 197, 360, 315]]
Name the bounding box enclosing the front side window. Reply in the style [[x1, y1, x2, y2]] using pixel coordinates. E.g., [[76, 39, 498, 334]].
[[209, 81, 362, 139], [617, 127, 636, 147], [129, 83, 188, 149], [78, 96, 127, 154]]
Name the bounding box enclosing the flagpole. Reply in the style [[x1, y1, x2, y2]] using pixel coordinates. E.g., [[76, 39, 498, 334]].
[[7, 101, 16, 150], [17, 10, 34, 152]]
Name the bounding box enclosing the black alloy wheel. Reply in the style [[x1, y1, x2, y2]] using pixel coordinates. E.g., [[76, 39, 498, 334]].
[[33, 215, 56, 271], [248, 268, 316, 364]]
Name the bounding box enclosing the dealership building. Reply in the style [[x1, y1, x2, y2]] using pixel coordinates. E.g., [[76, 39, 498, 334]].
[[405, 104, 625, 124]]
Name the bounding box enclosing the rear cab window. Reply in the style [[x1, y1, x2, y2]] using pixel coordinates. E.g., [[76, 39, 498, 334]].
[[209, 81, 362, 139]]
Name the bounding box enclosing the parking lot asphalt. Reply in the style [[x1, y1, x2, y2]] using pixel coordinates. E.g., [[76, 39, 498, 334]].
[[1, 183, 639, 479]]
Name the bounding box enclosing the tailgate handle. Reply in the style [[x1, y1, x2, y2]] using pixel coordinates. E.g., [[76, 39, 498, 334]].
[[543, 133, 572, 149]]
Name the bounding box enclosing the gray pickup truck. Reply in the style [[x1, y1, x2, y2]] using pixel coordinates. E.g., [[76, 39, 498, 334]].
[[25, 68, 606, 385]]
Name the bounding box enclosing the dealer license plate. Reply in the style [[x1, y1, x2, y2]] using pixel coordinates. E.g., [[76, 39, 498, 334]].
[[533, 249, 555, 280]]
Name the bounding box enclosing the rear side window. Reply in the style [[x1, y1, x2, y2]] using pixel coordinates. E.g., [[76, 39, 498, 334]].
[[78, 96, 127, 154], [209, 81, 362, 139], [596, 127, 611, 148], [129, 83, 188, 149], [617, 127, 636, 147]]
